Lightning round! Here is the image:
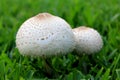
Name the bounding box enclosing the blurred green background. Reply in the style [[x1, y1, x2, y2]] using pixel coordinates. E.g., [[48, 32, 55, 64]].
[[0, 0, 120, 80]]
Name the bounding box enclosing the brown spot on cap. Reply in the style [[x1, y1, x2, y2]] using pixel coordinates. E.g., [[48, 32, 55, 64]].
[[35, 13, 53, 20], [73, 26, 90, 32]]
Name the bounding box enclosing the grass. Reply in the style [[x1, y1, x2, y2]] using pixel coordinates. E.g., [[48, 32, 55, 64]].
[[0, 0, 120, 79]]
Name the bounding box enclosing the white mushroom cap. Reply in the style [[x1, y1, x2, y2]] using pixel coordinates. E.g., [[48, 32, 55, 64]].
[[73, 26, 103, 54], [16, 13, 75, 57]]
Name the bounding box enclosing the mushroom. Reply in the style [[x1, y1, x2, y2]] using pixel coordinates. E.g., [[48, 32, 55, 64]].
[[73, 26, 103, 54], [16, 13, 75, 57]]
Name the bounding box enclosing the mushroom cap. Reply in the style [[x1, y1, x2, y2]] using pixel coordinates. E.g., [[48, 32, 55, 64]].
[[16, 13, 75, 57], [73, 26, 103, 54]]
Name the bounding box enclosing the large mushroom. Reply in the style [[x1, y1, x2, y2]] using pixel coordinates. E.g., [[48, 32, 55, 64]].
[[73, 26, 103, 55], [16, 13, 75, 57]]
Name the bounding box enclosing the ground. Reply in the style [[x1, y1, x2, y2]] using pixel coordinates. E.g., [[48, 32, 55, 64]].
[[0, 0, 120, 80]]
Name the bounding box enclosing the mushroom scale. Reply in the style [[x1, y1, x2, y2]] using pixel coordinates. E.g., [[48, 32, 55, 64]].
[[16, 13, 75, 57], [73, 26, 103, 54]]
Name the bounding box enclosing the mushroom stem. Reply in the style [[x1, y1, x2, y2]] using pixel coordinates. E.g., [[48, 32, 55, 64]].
[[42, 58, 58, 78], [42, 58, 53, 77], [82, 61, 88, 74]]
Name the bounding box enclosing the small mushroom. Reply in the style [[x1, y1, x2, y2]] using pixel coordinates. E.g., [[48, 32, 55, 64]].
[[73, 26, 103, 54], [16, 13, 75, 57]]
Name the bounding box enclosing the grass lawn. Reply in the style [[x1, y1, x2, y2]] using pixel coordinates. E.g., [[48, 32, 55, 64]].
[[0, 0, 120, 79]]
